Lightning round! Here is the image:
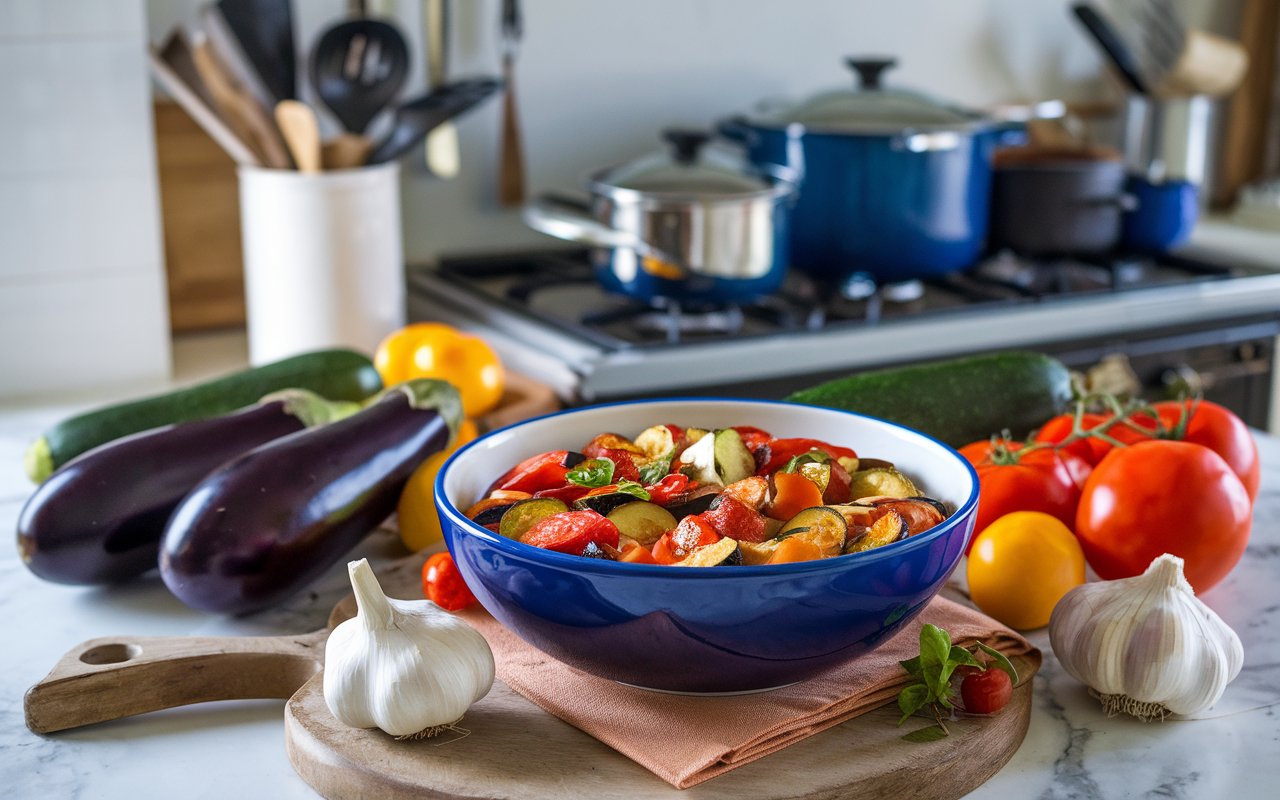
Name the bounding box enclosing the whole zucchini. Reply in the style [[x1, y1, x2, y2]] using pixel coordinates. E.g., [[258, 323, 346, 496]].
[[786, 351, 1073, 447], [15, 391, 360, 586], [24, 349, 382, 483], [160, 379, 462, 615]]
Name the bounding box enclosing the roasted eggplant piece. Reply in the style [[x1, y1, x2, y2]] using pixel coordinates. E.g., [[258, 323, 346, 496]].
[[469, 501, 522, 526], [498, 498, 569, 540], [845, 509, 908, 554], [16, 390, 358, 585], [160, 380, 462, 614], [859, 496, 948, 536], [674, 536, 742, 567], [605, 501, 677, 546], [663, 485, 721, 518], [573, 491, 644, 516]]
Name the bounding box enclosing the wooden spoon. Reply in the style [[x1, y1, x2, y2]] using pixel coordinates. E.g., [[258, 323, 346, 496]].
[[275, 100, 322, 173], [192, 34, 293, 169], [322, 133, 374, 170]]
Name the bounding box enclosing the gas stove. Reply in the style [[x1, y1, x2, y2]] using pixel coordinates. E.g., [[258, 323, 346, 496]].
[[406, 248, 1280, 425]]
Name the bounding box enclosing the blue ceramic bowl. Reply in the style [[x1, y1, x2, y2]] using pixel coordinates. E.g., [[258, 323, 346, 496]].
[[436, 399, 979, 693]]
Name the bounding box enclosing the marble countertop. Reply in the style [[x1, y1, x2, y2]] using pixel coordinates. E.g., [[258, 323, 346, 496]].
[[3, 367, 1279, 799]]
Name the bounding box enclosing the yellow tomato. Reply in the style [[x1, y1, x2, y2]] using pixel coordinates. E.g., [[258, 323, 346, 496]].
[[375, 323, 505, 418], [966, 510, 1086, 630], [396, 419, 479, 551]]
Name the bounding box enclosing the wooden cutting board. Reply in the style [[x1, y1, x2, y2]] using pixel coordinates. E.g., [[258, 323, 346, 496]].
[[27, 548, 1034, 799], [286, 554, 1036, 800]]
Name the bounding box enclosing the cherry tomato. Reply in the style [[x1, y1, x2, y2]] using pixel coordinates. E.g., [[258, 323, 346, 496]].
[[488, 450, 576, 494], [958, 440, 1092, 552], [1076, 440, 1252, 593], [421, 552, 477, 611], [960, 667, 1013, 714], [522, 509, 620, 553]]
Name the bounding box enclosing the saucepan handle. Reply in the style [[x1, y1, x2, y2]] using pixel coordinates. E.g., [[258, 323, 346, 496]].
[[1084, 193, 1140, 211], [524, 193, 644, 250]]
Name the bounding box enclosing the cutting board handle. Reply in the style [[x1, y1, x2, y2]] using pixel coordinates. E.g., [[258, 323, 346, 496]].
[[25, 629, 327, 734]]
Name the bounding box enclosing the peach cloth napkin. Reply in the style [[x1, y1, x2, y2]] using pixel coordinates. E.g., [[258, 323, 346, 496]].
[[459, 596, 1040, 789]]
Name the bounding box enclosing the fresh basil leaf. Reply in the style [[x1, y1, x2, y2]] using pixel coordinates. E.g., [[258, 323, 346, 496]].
[[638, 456, 671, 486], [902, 724, 949, 743], [899, 656, 924, 679], [896, 683, 931, 725], [615, 480, 651, 501], [976, 642, 1019, 685], [918, 624, 952, 697], [566, 458, 615, 488], [948, 645, 982, 669]]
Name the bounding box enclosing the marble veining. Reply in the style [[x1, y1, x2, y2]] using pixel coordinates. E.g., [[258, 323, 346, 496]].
[[2, 399, 1278, 799]]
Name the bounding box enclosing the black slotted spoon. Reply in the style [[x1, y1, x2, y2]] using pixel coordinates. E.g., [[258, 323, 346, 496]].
[[310, 18, 409, 134]]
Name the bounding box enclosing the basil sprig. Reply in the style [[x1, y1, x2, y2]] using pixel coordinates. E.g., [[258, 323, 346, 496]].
[[638, 452, 674, 485], [567, 457, 615, 488], [615, 480, 651, 501], [896, 624, 1019, 742]]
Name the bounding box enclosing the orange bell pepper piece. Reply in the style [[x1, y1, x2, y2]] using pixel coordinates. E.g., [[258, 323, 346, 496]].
[[767, 471, 824, 520], [767, 537, 824, 564], [619, 542, 658, 564]]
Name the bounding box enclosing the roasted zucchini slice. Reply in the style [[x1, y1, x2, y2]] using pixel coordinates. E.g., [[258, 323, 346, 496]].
[[606, 501, 677, 546], [498, 498, 569, 540], [848, 466, 920, 500], [673, 536, 742, 567], [777, 506, 848, 557], [678, 428, 755, 486], [845, 509, 908, 553]]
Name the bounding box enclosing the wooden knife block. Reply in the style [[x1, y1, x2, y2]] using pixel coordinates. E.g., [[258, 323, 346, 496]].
[[153, 100, 247, 333]]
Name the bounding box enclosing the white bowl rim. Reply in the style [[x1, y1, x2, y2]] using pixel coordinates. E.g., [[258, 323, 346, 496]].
[[435, 397, 980, 578]]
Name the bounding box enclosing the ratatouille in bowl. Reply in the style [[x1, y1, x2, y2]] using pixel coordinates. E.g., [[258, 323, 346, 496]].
[[436, 399, 979, 693]]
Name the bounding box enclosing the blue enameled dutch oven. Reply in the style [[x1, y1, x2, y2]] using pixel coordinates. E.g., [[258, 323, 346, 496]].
[[721, 57, 1012, 285]]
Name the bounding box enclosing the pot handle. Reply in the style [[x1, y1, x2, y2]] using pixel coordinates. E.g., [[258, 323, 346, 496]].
[[1084, 193, 1140, 212], [716, 115, 757, 146]]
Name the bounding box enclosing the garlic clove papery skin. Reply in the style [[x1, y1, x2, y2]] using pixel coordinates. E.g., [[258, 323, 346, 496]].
[[1048, 553, 1243, 720], [323, 559, 495, 738]]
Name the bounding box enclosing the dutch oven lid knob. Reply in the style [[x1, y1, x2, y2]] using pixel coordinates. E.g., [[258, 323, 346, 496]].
[[663, 129, 711, 164], [845, 57, 898, 90]]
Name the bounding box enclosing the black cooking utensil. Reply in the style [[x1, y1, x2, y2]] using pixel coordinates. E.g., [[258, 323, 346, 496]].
[[216, 0, 296, 101], [1070, 3, 1149, 94], [367, 77, 502, 164], [310, 18, 410, 134]]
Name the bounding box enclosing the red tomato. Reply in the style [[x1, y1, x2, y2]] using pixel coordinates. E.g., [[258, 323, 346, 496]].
[[1075, 440, 1252, 593], [1034, 412, 1113, 466], [958, 440, 1092, 552], [652, 515, 719, 563], [645, 473, 691, 505], [532, 484, 592, 504], [960, 667, 1013, 714], [757, 438, 857, 475], [702, 494, 768, 542], [421, 552, 477, 611], [600, 449, 642, 483], [488, 450, 575, 494], [1153, 400, 1260, 501], [522, 510, 620, 553], [824, 456, 853, 505]]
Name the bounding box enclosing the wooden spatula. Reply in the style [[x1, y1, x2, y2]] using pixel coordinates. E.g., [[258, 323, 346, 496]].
[[275, 100, 322, 173]]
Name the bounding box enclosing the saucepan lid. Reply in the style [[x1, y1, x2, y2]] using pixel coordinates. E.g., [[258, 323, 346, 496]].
[[589, 129, 795, 202]]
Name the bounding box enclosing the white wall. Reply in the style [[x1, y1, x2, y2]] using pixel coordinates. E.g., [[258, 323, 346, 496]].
[[1, 0, 171, 400], [143, 0, 1243, 267]]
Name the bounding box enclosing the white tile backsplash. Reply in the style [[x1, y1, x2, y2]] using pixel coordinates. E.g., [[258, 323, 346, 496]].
[[0, 0, 145, 40], [0, 174, 161, 279], [0, 40, 153, 176], [0, 272, 171, 398]]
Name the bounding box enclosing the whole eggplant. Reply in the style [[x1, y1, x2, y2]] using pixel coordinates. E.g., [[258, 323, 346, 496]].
[[16, 390, 359, 585], [160, 379, 462, 615]]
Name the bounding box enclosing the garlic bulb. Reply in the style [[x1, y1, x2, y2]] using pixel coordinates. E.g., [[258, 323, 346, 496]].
[[324, 559, 494, 738], [1049, 553, 1243, 721]]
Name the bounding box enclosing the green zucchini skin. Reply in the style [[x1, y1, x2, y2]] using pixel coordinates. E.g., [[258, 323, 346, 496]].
[[786, 351, 1073, 447], [26, 349, 382, 483]]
